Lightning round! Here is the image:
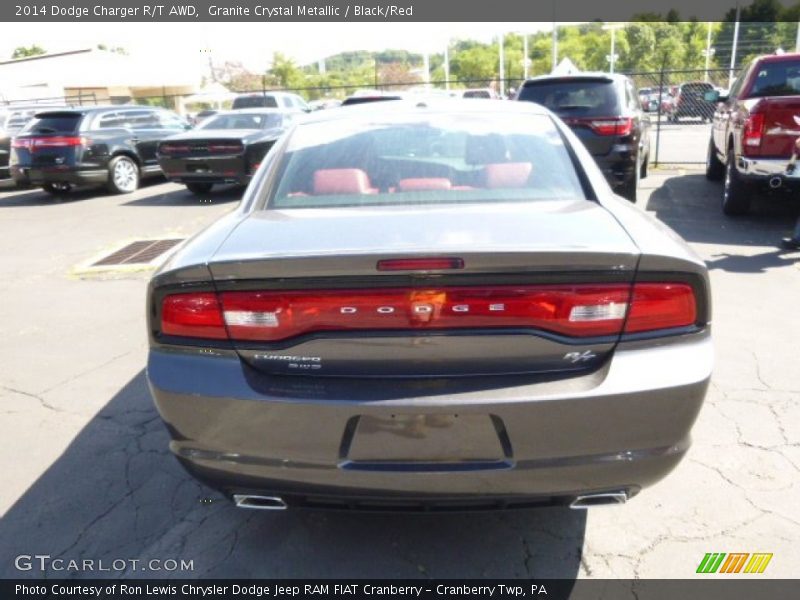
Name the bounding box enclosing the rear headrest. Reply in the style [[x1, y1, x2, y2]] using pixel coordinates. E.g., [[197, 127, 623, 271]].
[[484, 162, 533, 189], [397, 178, 452, 191], [313, 169, 376, 195]]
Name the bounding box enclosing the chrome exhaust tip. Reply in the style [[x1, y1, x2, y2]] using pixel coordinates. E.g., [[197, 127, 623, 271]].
[[769, 176, 783, 189], [233, 494, 288, 510], [569, 491, 628, 509]]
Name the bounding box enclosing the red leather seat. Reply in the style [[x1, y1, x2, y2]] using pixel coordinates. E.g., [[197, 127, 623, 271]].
[[397, 178, 452, 191], [313, 169, 379, 195], [484, 162, 533, 189]]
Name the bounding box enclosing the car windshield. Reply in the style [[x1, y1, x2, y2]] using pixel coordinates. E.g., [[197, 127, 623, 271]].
[[749, 60, 800, 97], [517, 79, 620, 116], [200, 113, 282, 130], [269, 111, 585, 209]]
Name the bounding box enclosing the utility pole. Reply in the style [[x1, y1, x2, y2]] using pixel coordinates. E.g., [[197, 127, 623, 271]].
[[729, 3, 740, 88], [551, 22, 558, 73], [602, 24, 623, 74], [423, 52, 430, 88]]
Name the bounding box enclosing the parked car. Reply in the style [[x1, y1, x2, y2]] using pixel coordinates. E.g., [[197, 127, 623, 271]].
[[10, 105, 190, 195], [147, 99, 711, 512], [462, 88, 499, 99], [157, 109, 295, 195], [1, 103, 69, 184], [232, 91, 309, 112], [341, 90, 404, 106], [189, 108, 219, 126], [638, 87, 657, 111], [706, 52, 800, 215], [516, 73, 650, 202], [665, 81, 716, 122]]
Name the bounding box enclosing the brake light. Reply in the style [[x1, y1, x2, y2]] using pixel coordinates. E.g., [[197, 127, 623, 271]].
[[742, 112, 765, 156], [159, 283, 697, 342], [207, 142, 243, 154], [584, 118, 633, 136], [158, 143, 190, 155], [624, 283, 696, 333], [161, 293, 227, 339], [218, 285, 631, 341], [377, 257, 464, 271], [250, 162, 261, 173], [12, 136, 86, 149]]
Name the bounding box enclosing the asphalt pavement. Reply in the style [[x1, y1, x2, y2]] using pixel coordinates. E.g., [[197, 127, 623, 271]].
[[0, 171, 798, 580]]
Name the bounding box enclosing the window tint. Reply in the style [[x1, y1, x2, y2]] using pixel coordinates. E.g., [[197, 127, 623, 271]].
[[125, 110, 160, 129], [23, 113, 81, 134], [200, 113, 283, 130], [518, 79, 621, 117], [159, 111, 188, 130], [98, 112, 126, 129], [233, 95, 279, 109], [270, 113, 585, 209], [749, 60, 800, 97]]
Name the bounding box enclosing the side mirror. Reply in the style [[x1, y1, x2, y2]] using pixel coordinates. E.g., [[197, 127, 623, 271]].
[[704, 90, 721, 103]]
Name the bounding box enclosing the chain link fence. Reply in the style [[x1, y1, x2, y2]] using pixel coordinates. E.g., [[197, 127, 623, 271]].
[[4, 69, 741, 166]]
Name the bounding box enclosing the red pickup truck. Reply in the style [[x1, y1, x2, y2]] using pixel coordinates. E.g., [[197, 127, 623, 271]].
[[706, 53, 800, 215]]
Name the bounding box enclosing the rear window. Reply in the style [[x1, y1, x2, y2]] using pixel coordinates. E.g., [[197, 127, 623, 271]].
[[202, 113, 283, 130], [681, 83, 713, 93], [269, 112, 585, 209], [518, 79, 621, 117], [233, 95, 279, 109], [463, 90, 492, 99], [21, 113, 81, 135], [749, 60, 800, 97]]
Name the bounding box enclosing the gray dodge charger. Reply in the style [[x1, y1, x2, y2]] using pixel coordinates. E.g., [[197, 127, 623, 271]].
[[147, 100, 712, 511]]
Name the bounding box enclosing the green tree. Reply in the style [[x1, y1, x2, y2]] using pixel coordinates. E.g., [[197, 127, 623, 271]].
[[12, 45, 45, 59]]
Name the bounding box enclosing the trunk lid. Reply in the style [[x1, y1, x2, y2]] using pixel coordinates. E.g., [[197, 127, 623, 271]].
[[11, 112, 84, 168], [208, 200, 640, 377]]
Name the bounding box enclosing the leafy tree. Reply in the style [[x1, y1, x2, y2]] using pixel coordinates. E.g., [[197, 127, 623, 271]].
[[12, 45, 45, 59]]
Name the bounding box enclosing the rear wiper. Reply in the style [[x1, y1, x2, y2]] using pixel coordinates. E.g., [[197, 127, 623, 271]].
[[553, 105, 592, 111], [32, 127, 58, 133]]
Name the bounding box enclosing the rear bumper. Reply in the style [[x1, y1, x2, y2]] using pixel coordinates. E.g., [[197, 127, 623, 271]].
[[159, 157, 251, 186], [736, 156, 800, 187], [10, 165, 108, 186], [147, 331, 712, 506]]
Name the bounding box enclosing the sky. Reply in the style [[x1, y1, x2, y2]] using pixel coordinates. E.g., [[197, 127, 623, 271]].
[[0, 22, 554, 76]]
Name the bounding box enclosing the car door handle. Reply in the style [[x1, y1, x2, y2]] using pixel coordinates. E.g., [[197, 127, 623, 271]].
[[130, 137, 139, 143]]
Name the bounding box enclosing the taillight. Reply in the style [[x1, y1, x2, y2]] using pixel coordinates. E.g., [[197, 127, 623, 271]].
[[742, 112, 765, 156], [624, 283, 696, 333], [159, 283, 698, 342], [218, 285, 631, 341], [12, 136, 86, 150], [583, 118, 633, 136], [158, 143, 191, 155], [161, 293, 227, 339], [207, 142, 243, 154], [249, 162, 261, 173]]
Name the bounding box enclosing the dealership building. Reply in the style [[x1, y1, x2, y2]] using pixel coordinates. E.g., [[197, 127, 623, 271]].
[[0, 47, 203, 111]]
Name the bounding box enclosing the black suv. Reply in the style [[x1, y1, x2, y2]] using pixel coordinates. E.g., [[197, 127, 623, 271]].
[[516, 73, 650, 202], [10, 105, 190, 195]]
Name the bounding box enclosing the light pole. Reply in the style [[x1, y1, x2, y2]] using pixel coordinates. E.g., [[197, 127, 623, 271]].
[[444, 41, 450, 90], [704, 22, 713, 82], [603, 24, 623, 74], [498, 32, 505, 98], [729, 3, 741, 88], [523, 34, 529, 79]]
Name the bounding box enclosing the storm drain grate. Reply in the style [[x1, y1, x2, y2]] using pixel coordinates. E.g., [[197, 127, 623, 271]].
[[92, 239, 184, 266]]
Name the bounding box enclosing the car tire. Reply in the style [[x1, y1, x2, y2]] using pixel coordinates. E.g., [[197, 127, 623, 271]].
[[619, 158, 640, 203], [186, 182, 213, 195], [107, 155, 140, 194], [42, 182, 72, 196], [722, 151, 751, 216], [705, 139, 725, 181]]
